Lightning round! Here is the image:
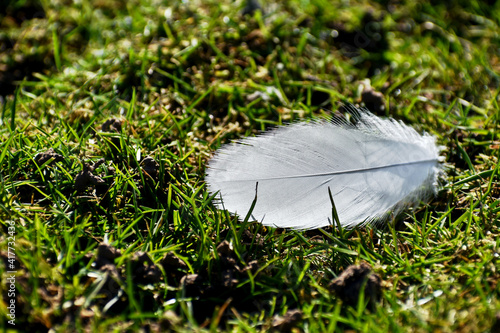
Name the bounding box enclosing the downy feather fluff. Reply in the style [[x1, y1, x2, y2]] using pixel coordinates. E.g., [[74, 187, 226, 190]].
[[206, 106, 442, 230]]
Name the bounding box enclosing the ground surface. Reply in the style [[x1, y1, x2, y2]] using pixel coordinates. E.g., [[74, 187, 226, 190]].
[[0, 0, 499, 332]]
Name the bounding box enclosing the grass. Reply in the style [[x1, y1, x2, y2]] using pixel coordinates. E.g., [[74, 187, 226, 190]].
[[0, 0, 499, 331]]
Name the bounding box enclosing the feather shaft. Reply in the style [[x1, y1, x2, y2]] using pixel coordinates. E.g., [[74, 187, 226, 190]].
[[213, 158, 437, 182]]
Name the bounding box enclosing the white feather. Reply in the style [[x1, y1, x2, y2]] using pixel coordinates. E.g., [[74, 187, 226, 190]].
[[205, 106, 442, 230]]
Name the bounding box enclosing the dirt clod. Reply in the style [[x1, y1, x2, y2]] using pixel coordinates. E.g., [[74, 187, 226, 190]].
[[94, 243, 122, 268], [159, 310, 182, 330], [160, 252, 188, 282], [241, 229, 265, 247], [160, 252, 188, 270], [160, 252, 188, 269], [180, 274, 208, 297], [221, 269, 239, 287], [98, 263, 121, 278], [361, 87, 386, 113], [130, 251, 162, 284], [74, 159, 106, 192], [217, 240, 234, 257], [141, 156, 159, 179], [101, 118, 122, 132], [272, 309, 303, 332], [181, 273, 202, 286], [241, 0, 263, 16], [217, 240, 239, 270], [329, 262, 382, 307], [34, 148, 64, 166], [491, 313, 500, 333], [242, 260, 260, 274]]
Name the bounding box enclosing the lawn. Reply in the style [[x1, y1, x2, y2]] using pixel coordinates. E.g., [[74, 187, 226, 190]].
[[0, 0, 499, 332]]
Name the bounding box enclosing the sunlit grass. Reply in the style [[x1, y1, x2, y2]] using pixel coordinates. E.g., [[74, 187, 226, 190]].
[[0, 0, 499, 332]]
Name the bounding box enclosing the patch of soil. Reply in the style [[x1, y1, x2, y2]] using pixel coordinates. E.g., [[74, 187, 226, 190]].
[[329, 262, 382, 309], [325, 11, 390, 75], [172, 240, 265, 325], [1, 0, 46, 26], [130, 251, 162, 285], [160, 252, 188, 282], [34, 148, 64, 166], [74, 159, 106, 193], [361, 85, 386, 113], [86, 244, 161, 315], [271, 309, 303, 332], [0, 53, 53, 96]]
